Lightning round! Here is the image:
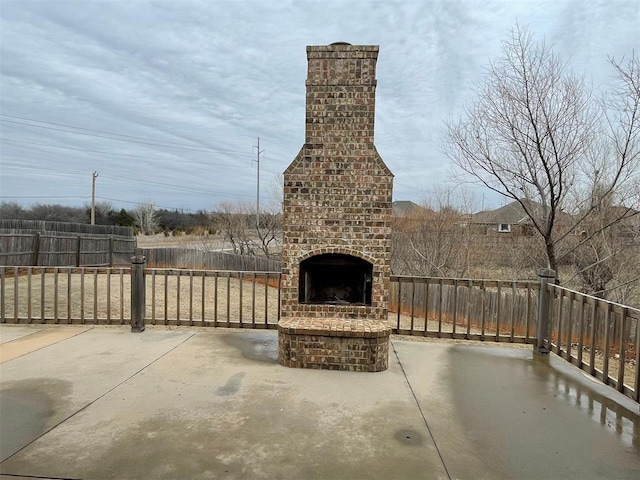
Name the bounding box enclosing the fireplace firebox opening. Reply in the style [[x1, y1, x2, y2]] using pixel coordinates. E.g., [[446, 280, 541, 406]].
[[298, 253, 373, 305]]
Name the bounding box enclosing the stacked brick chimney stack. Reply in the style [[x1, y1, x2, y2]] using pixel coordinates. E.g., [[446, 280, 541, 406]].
[[278, 43, 394, 372], [304, 43, 378, 148]]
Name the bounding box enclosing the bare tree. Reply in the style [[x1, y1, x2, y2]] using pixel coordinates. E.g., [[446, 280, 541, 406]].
[[392, 188, 475, 277], [132, 200, 160, 235], [445, 25, 640, 282], [214, 201, 281, 257], [216, 201, 254, 255]]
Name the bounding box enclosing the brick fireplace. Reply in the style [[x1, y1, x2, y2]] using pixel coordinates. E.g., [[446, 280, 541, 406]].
[[277, 43, 393, 372]]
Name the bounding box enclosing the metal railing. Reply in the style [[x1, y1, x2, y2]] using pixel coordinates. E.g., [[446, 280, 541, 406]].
[[389, 275, 539, 342], [547, 284, 639, 401], [0, 266, 280, 328], [1, 264, 638, 402]]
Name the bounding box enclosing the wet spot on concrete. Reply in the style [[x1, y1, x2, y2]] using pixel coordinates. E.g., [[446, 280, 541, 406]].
[[216, 372, 246, 396], [221, 332, 278, 363], [446, 346, 640, 479], [0, 378, 72, 462], [394, 429, 424, 446]]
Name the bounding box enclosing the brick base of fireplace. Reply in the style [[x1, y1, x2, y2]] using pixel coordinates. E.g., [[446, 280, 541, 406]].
[[277, 318, 390, 372]]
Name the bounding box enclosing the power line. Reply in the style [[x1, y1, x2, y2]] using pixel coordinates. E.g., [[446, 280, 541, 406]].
[[0, 138, 253, 166], [0, 113, 256, 154], [0, 119, 256, 156], [1, 162, 254, 197]]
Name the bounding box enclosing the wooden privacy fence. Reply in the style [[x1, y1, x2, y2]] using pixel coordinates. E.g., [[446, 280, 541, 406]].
[[141, 248, 281, 271], [0, 233, 135, 267], [1, 264, 638, 402], [0, 220, 136, 267]]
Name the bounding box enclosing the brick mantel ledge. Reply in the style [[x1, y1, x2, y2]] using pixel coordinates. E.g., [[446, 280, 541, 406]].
[[278, 318, 390, 338]]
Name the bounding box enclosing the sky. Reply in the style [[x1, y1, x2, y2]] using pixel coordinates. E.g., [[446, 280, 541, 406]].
[[0, 0, 638, 214]]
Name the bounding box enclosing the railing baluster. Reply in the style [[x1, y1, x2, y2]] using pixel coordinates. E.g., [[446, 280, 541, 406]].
[[119, 268, 124, 323], [496, 282, 501, 342], [40, 269, 45, 323], [566, 291, 575, 361], [14, 267, 19, 323], [438, 278, 443, 337], [602, 302, 611, 384], [0, 267, 5, 323], [410, 277, 416, 333], [151, 270, 156, 324], [201, 272, 206, 324], [226, 272, 231, 327], [577, 294, 586, 368], [525, 282, 532, 343], [54, 267, 59, 324], [634, 314, 640, 402], [510, 281, 516, 342], [106, 268, 111, 324], [27, 267, 32, 323], [239, 272, 244, 328], [423, 279, 430, 336], [396, 280, 402, 331], [67, 268, 72, 324], [252, 273, 256, 328], [466, 279, 472, 339], [93, 268, 98, 323], [163, 270, 168, 325], [452, 279, 458, 336], [264, 272, 269, 326], [481, 280, 486, 341], [176, 270, 181, 325], [214, 272, 218, 327], [80, 268, 85, 323], [555, 288, 564, 355], [277, 273, 282, 324], [589, 300, 598, 376], [189, 270, 194, 326], [617, 308, 627, 393]]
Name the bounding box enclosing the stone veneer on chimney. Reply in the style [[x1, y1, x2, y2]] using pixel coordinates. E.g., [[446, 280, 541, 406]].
[[277, 43, 393, 372]]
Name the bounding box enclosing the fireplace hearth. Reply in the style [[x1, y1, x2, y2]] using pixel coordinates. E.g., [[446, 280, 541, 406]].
[[277, 43, 393, 372]]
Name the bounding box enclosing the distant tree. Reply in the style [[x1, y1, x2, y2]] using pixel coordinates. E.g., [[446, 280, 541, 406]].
[[445, 25, 640, 282], [112, 208, 136, 228], [85, 201, 115, 225], [392, 188, 475, 277], [0, 202, 26, 219], [132, 201, 160, 235], [215, 201, 254, 255], [26, 204, 86, 223], [214, 201, 281, 257]]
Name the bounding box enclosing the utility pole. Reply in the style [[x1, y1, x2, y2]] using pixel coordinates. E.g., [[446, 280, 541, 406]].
[[91, 171, 99, 225], [253, 137, 264, 229]]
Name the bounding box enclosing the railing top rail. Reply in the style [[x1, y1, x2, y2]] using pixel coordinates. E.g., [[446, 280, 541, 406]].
[[548, 283, 640, 316], [390, 275, 539, 289]]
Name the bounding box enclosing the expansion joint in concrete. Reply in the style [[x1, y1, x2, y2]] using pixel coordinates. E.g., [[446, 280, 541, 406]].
[[390, 338, 452, 480]]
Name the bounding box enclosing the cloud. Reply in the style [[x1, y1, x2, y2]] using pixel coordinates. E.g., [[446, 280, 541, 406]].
[[1, 0, 637, 211]]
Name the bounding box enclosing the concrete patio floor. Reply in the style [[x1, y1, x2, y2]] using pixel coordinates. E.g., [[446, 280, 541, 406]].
[[0, 324, 638, 480]]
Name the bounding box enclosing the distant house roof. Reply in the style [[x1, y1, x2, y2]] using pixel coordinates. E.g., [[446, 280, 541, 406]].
[[472, 200, 535, 225], [392, 201, 424, 216]]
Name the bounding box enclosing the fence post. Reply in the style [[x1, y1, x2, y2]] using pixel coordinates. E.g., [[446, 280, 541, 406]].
[[131, 254, 146, 332], [76, 236, 82, 267], [535, 268, 555, 354], [32, 232, 41, 266]]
